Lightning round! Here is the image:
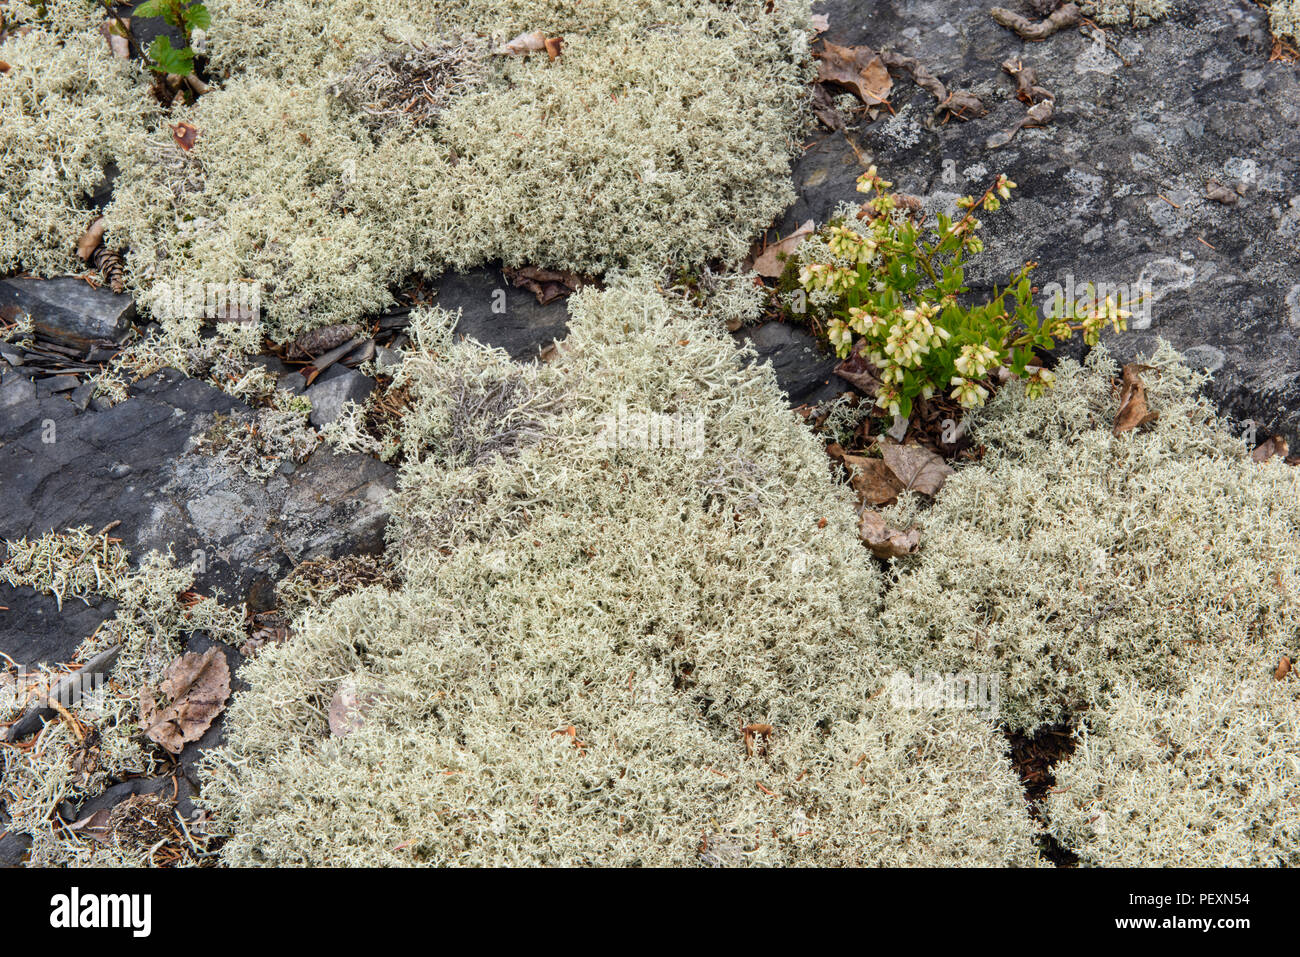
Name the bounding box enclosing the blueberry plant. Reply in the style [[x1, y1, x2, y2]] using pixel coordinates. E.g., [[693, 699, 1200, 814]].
[[796, 168, 1131, 417]]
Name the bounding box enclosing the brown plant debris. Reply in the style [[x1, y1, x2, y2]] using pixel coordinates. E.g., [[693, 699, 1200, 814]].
[[1277, 655, 1293, 681], [330, 37, 489, 131], [990, 3, 1082, 41], [138, 648, 231, 755], [828, 442, 904, 507], [1112, 363, 1159, 436], [285, 323, 361, 360], [170, 122, 199, 152], [859, 508, 920, 558], [1252, 434, 1289, 463], [749, 219, 814, 278], [502, 265, 585, 305], [76, 217, 106, 261], [91, 245, 126, 294], [816, 41, 892, 108], [496, 30, 563, 59], [742, 722, 774, 758], [877, 439, 954, 497], [879, 50, 986, 122], [1206, 178, 1242, 205]]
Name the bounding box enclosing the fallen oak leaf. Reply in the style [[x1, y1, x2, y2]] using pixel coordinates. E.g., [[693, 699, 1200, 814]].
[[817, 41, 892, 109], [1113, 363, 1159, 436], [749, 219, 815, 278], [878, 439, 953, 497], [138, 647, 230, 755], [859, 509, 920, 558]]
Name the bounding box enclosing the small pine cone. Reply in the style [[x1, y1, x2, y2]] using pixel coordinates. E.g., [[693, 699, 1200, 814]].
[[91, 245, 126, 294]]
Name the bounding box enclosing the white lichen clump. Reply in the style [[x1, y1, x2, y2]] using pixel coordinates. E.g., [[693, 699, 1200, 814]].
[[2, 1, 814, 341], [197, 280, 1042, 867]]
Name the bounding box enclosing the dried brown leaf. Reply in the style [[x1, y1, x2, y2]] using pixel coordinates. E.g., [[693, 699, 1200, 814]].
[[990, 3, 1081, 40], [829, 443, 903, 507], [497, 30, 547, 55], [1276, 655, 1292, 681], [1206, 178, 1239, 205], [1251, 435, 1289, 463], [878, 439, 953, 497], [139, 647, 230, 755], [859, 509, 920, 558], [750, 220, 814, 278], [76, 217, 106, 261], [1113, 363, 1159, 436], [817, 42, 892, 108], [834, 339, 883, 394], [171, 122, 199, 151]]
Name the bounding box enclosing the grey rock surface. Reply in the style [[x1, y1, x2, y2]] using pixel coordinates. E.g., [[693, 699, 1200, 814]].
[[0, 369, 395, 667], [436, 268, 573, 360], [0, 278, 135, 350], [802, 0, 1300, 441], [733, 321, 845, 405], [305, 366, 374, 427]]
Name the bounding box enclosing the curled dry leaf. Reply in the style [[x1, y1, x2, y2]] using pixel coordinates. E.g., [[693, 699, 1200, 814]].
[[829, 442, 903, 507], [1277, 655, 1292, 681], [1252, 435, 1289, 463], [1206, 178, 1240, 205], [750, 219, 814, 278], [878, 439, 953, 497], [817, 41, 892, 108], [1113, 363, 1159, 436], [810, 83, 846, 131], [834, 339, 883, 394], [76, 217, 106, 261], [544, 36, 564, 60], [859, 509, 920, 559], [139, 647, 231, 755], [879, 50, 985, 122], [171, 122, 199, 151], [990, 2, 1081, 40], [497, 30, 547, 55]]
